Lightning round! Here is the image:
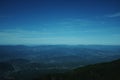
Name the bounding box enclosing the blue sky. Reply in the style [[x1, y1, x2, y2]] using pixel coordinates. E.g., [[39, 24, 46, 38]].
[[0, 0, 120, 45]]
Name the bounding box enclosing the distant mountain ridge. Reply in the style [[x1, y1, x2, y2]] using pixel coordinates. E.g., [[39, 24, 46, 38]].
[[0, 45, 120, 80]]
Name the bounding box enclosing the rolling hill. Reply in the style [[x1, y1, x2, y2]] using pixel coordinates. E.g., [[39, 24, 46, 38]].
[[34, 59, 120, 80]]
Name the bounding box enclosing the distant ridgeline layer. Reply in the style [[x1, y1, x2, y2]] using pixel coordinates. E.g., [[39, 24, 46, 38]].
[[0, 45, 120, 80]]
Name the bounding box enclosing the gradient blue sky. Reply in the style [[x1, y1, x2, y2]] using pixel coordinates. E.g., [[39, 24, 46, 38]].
[[0, 0, 120, 45]]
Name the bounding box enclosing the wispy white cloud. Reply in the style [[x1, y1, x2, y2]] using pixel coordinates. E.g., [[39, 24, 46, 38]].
[[0, 27, 100, 37], [0, 29, 120, 45], [0, 29, 84, 45], [0, 29, 55, 36], [0, 27, 109, 42], [106, 12, 120, 18]]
